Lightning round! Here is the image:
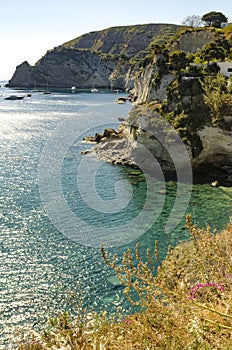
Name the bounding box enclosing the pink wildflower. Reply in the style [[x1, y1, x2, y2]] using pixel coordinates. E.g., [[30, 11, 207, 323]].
[[125, 319, 131, 323], [188, 281, 225, 300]]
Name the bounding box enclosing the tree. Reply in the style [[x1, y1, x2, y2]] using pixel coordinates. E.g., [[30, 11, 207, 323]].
[[182, 15, 204, 28], [200, 42, 226, 65], [201, 11, 228, 28], [201, 74, 232, 126], [169, 51, 190, 71]]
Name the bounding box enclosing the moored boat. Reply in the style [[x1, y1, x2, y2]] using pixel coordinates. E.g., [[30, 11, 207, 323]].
[[91, 87, 99, 93], [4, 95, 25, 100]]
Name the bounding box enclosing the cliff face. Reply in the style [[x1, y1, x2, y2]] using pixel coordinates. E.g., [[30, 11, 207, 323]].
[[85, 28, 232, 185], [8, 25, 219, 89], [91, 105, 232, 185], [8, 48, 116, 88], [171, 29, 217, 53], [62, 24, 180, 56], [8, 23, 180, 88]]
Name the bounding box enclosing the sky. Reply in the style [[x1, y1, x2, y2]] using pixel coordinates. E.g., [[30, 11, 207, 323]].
[[0, 0, 231, 80]]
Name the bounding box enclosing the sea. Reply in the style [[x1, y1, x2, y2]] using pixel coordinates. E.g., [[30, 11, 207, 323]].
[[0, 82, 231, 348]]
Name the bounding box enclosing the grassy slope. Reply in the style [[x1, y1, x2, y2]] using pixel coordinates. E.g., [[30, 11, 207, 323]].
[[62, 23, 181, 56]]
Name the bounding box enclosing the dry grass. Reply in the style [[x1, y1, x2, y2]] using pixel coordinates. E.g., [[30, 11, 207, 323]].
[[18, 216, 232, 349]]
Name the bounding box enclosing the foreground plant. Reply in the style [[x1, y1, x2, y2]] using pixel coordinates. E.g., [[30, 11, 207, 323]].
[[18, 216, 232, 349]]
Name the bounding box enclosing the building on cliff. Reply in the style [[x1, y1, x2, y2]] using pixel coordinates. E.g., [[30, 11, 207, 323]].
[[216, 62, 232, 77]]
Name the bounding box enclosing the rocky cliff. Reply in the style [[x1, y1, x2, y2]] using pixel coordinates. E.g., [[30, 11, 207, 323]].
[[8, 23, 181, 88], [89, 104, 232, 185], [62, 23, 180, 56], [83, 27, 232, 185], [9, 48, 116, 88], [8, 24, 219, 89]]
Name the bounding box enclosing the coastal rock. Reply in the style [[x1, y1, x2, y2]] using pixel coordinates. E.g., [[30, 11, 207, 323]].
[[196, 127, 232, 165], [8, 25, 219, 90], [83, 128, 121, 144], [8, 61, 35, 88], [88, 107, 232, 185], [91, 107, 190, 177], [8, 23, 181, 88], [94, 138, 138, 167], [9, 48, 115, 88]]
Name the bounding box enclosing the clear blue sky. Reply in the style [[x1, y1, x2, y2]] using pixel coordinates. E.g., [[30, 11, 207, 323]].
[[0, 0, 231, 80]]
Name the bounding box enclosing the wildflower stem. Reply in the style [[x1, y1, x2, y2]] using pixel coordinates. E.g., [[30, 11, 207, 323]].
[[191, 301, 232, 320], [201, 317, 232, 330]]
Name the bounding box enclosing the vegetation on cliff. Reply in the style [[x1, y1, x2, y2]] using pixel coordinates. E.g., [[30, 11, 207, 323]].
[[62, 23, 181, 57], [127, 25, 232, 158], [18, 218, 232, 349], [8, 23, 183, 88]]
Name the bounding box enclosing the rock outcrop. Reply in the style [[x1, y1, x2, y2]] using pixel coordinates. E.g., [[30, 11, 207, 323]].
[[8, 23, 181, 88], [8, 24, 218, 89], [171, 29, 217, 54], [8, 48, 116, 88], [62, 24, 180, 56], [89, 106, 232, 185]]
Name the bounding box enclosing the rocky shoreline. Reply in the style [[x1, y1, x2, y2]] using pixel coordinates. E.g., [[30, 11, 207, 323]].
[[82, 111, 232, 187]]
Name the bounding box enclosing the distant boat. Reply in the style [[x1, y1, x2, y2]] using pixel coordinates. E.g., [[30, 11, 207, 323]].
[[91, 88, 99, 93], [116, 99, 125, 104], [116, 97, 127, 104], [71, 86, 77, 91], [4, 95, 25, 100]]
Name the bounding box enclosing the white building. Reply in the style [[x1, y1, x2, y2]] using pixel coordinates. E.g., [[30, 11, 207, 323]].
[[191, 62, 232, 77], [221, 22, 231, 28], [216, 62, 232, 77]]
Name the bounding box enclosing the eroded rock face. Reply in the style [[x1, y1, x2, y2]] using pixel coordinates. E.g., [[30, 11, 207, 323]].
[[194, 126, 232, 166], [128, 53, 177, 104], [8, 61, 35, 88], [171, 29, 217, 54], [87, 107, 232, 185], [8, 25, 219, 90], [8, 48, 116, 88]]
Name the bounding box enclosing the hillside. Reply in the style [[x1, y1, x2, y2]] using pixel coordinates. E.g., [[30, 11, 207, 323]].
[[87, 26, 232, 185], [62, 23, 180, 56], [8, 23, 181, 88], [8, 24, 224, 89]]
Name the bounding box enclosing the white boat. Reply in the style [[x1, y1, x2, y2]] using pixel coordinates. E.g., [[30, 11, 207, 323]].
[[71, 86, 77, 91], [91, 88, 99, 93]]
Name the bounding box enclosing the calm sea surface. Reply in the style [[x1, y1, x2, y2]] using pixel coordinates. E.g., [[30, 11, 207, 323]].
[[0, 83, 231, 348]]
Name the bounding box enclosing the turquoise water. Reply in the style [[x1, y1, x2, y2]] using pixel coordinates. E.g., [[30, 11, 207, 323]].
[[0, 84, 231, 347]]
